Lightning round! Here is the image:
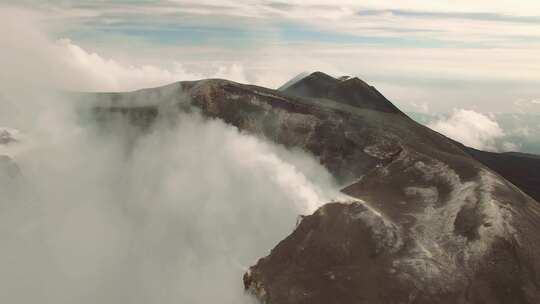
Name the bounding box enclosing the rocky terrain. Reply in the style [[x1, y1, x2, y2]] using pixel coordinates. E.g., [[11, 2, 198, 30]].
[[463, 147, 540, 203], [37, 72, 540, 303]]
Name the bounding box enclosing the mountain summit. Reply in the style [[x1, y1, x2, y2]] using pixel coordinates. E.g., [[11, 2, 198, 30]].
[[75, 73, 540, 304], [281, 72, 403, 114]]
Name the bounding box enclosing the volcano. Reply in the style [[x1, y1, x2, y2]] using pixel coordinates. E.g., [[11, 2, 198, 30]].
[[69, 72, 540, 303]]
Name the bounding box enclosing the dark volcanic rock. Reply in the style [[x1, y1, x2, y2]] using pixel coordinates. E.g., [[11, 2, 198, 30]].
[[245, 198, 540, 304], [81, 72, 540, 304], [244, 202, 407, 304], [248, 147, 540, 303], [281, 73, 540, 203], [185, 78, 467, 183], [282, 72, 403, 114], [464, 147, 540, 203], [79, 75, 467, 183]]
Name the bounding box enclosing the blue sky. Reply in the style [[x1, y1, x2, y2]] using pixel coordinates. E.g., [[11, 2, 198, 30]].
[[2, 0, 540, 113]]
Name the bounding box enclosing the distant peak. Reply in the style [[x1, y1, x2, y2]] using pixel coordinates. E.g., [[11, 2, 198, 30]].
[[340, 76, 373, 90], [308, 71, 336, 80], [308, 72, 355, 83], [279, 71, 339, 92], [281, 71, 402, 114], [291, 71, 339, 87], [280, 71, 357, 86], [278, 72, 310, 91]]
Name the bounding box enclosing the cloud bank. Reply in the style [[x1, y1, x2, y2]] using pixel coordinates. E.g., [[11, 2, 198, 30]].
[[428, 109, 507, 151], [0, 8, 248, 93], [4, 2, 540, 114]]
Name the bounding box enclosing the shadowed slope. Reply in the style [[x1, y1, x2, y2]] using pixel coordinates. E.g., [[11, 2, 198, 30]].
[[282, 72, 403, 114], [463, 147, 540, 202]]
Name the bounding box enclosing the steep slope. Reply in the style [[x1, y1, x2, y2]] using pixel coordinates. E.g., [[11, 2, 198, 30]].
[[281, 71, 403, 114], [78, 72, 540, 304], [83, 75, 465, 183], [463, 147, 540, 202], [278, 72, 540, 201]]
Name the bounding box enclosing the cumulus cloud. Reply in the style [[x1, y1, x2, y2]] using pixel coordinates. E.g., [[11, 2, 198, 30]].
[[428, 109, 508, 151], [0, 7, 248, 92]]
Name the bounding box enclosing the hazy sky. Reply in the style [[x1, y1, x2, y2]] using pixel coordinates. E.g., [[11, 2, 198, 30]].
[[3, 0, 540, 113]]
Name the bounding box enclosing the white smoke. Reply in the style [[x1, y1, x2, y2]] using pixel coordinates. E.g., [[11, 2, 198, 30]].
[[0, 94, 341, 304], [0, 7, 341, 304]]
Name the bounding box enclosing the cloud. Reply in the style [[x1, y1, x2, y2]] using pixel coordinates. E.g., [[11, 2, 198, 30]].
[[428, 109, 506, 151], [3, 5, 540, 115], [23, 0, 540, 47], [0, 7, 249, 92], [20, 1, 540, 18], [409, 101, 430, 113], [0, 17, 341, 301], [0, 7, 343, 303], [1, 104, 342, 303]]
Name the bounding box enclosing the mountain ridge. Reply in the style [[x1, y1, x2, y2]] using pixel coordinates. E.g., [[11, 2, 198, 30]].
[[72, 73, 540, 304], [281, 72, 404, 114]]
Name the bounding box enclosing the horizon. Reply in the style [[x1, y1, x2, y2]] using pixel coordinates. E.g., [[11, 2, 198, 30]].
[[2, 1, 540, 115], [1, 1, 540, 154]]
